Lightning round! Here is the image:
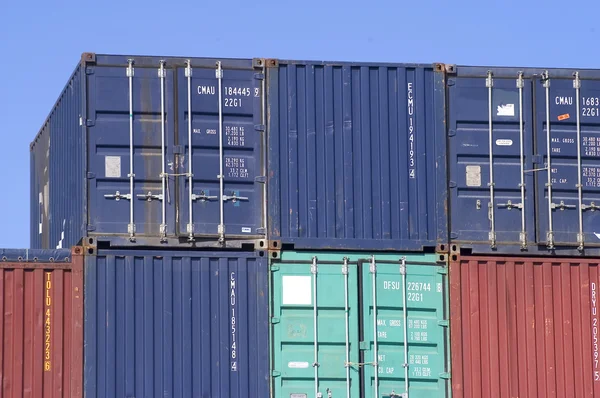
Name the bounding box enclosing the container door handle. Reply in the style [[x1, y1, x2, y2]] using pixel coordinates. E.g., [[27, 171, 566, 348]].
[[497, 200, 523, 210], [222, 193, 249, 203], [104, 191, 132, 201], [136, 191, 163, 201], [191, 191, 218, 202], [582, 202, 600, 212], [550, 201, 576, 211]]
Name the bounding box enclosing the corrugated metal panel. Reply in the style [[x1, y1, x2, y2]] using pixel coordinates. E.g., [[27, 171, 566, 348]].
[[0, 248, 83, 397], [448, 65, 600, 256], [30, 53, 266, 249], [271, 251, 450, 398], [267, 61, 448, 251], [30, 64, 83, 250], [84, 249, 269, 398], [450, 255, 600, 398]]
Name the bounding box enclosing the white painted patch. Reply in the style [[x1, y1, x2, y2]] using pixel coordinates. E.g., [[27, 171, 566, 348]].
[[56, 219, 66, 249], [105, 156, 121, 178], [282, 276, 312, 305], [288, 362, 309, 369], [38, 192, 43, 234], [466, 165, 482, 187], [594, 233, 600, 240], [241, 227, 252, 233], [497, 103, 515, 117], [496, 139, 513, 146]]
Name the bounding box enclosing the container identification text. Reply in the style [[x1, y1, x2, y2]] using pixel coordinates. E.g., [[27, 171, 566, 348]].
[[230, 272, 238, 372]]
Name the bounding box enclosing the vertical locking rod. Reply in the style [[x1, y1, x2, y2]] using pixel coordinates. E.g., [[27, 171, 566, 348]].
[[487, 71, 496, 248], [127, 59, 135, 241], [517, 72, 527, 249], [159, 60, 167, 241], [575, 72, 584, 250], [371, 255, 379, 398], [216, 62, 225, 243], [185, 61, 195, 241], [311, 256, 319, 398], [400, 257, 409, 398], [342, 257, 350, 398], [544, 71, 555, 249]]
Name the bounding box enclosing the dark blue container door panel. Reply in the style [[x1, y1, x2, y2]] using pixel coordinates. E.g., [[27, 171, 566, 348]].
[[448, 75, 536, 245], [84, 251, 269, 398], [177, 66, 264, 238], [535, 77, 600, 246], [87, 65, 176, 237], [268, 63, 446, 250]]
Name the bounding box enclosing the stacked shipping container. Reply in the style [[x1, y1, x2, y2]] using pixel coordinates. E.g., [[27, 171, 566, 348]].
[[446, 64, 600, 398]]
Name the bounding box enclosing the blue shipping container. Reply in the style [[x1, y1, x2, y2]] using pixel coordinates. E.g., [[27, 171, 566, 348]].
[[267, 60, 448, 251], [84, 249, 269, 398], [448, 64, 600, 255], [31, 53, 267, 249], [0, 248, 72, 262]]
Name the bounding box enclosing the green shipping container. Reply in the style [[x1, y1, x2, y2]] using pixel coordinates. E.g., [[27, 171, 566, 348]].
[[270, 251, 450, 398]]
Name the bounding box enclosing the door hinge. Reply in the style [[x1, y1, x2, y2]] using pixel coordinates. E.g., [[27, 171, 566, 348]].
[[85, 66, 95, 75], [86, 119, 95, 127], [448, 181, 457, 188], [270, 264, 280, 272], [254, 73, 265, 80], [447, 79, 455, 87], [272, 370, 281, 377], [255, 176, 267, 183], [173, 145, 184, 154], [450, 232, 458, 239], [254, 124, 266, 132], [87, 172, 96, 179], [359, 341, 369, 350], [438, 319, 449, 327], [256, 227, 266, 234], [533, 154, 543, 164], [437, 267, 448, 275], [439, 372, 451, 380], [86, 224, 96, 232], [448, 129, 456, 137], [271, 317, 280, 324]]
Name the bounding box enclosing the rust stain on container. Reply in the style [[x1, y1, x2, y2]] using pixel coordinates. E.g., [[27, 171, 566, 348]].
[[0, 249, 83, 397], [451, 255, 600, 398]]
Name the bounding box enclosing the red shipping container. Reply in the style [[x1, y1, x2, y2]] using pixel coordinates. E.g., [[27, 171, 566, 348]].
[[451, 255, 600, 398], [0, 248, 83, 398]]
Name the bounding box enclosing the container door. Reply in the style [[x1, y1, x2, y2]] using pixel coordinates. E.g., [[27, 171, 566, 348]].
[[87, 63, 176, 239], [361, 257, 449, 398], [271, 256, 361, 398], [177, 60, 265, 241], [448, 73, 535, 248], [535, 73, 600, 249]]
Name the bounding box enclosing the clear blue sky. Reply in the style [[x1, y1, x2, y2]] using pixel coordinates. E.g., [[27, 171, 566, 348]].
[[0, 0, 598, 248]]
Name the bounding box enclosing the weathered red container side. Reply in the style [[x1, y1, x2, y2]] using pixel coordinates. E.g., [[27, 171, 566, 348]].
[[0, 248, 83, 398], [450, 255, 600, 398]]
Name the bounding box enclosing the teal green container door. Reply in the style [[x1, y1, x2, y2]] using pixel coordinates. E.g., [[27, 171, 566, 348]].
[[271, 251, 449, 398], [362, 254, 449, 398], [271, 252, 361, 398]]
